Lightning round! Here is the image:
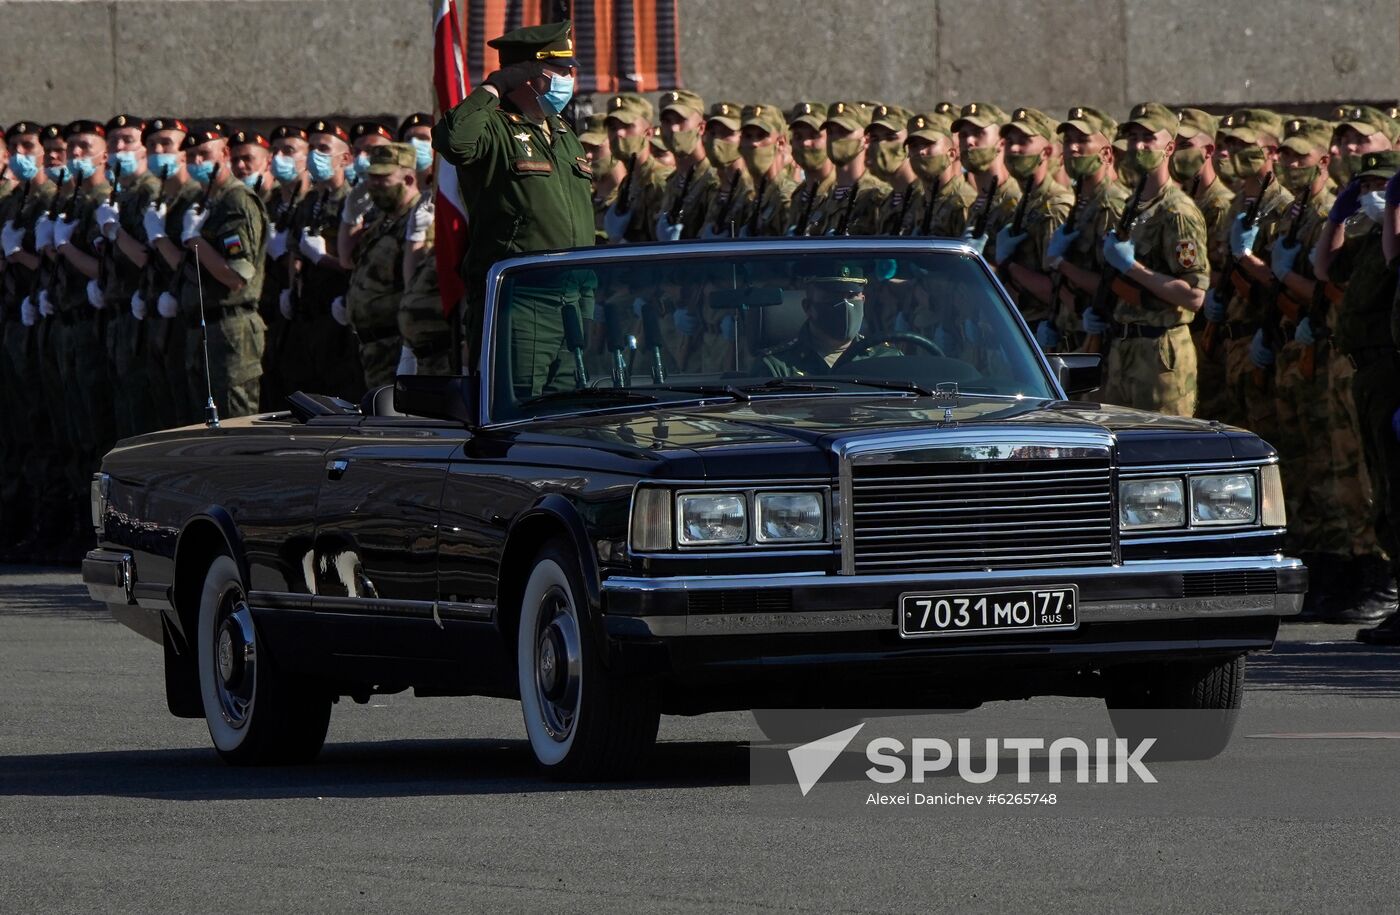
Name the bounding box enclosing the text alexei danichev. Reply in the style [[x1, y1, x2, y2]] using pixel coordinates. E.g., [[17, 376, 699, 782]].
[[866, 792, 1059, 806]]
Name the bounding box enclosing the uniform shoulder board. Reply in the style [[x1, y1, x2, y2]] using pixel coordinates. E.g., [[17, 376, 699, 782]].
[[759, 336, 803, 358]]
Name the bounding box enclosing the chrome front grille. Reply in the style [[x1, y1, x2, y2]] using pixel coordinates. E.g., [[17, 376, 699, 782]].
[[848, 457, 1115, 573]]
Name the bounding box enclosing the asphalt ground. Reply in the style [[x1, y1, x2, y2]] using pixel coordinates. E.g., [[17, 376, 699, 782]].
[[2, 567, 1399, 913]]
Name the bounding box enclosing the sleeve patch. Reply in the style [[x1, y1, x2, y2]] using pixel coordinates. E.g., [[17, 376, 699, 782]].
[[1175, 239, 1200, 270], [222, 234, 245, 257]]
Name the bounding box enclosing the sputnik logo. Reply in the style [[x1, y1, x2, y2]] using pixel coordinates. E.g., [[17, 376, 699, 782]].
[[787, 723, 865, 796]]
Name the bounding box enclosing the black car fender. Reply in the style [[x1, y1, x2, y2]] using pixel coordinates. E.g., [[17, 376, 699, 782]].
[[169, 506, 249, 645]]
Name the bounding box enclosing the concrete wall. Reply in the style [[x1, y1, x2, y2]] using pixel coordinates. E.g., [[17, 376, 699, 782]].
[[0, 0, 1395, 126]]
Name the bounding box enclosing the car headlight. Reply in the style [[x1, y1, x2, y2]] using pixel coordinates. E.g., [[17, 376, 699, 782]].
[[677, 492, 747, 546], [1119, 478, 1186, 530], [1191, 473, 1257, 525], [755, 491, 825, 543]]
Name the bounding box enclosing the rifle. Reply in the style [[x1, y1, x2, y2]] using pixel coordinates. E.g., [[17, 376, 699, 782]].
[[1202, 171, 1273, 356], [794, 182, 820, 236], [666, 164, 696, 227], [967, 177, 999, 238], [1084, 173, 1149, 354], [745, 174, 769, 237], [1267, 184, 1315, 378], [615, 153, 639, 216], [710, 170, 743, 235], [835, 182, 860, 236], [917, 175, 943, 237], [893, 185, 915, 236]]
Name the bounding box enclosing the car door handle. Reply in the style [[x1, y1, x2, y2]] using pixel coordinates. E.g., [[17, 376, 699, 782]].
[[326, 459, 349, 481]]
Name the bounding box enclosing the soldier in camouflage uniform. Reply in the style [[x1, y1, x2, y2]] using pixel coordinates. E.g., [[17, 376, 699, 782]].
[[733, 103, 796, 237], [951, 102, 1022, 261], [1045, 107, 1128, 352], [344, 144, 422, 388], [654, 90, 716, 240], [578, 114, 622, 244], [600, 94, 672, 244], [96, 114, 163, 441], [0, 121, 60, 549], [260, 124, 312, 410], [1267, 116, 1386, 620], [807, 102, 890, 236], [699, 101, 754, 238], [785, 102, 834, 235], [397, 199, 453, 376], [140, 118, 202, 429], [988, 107, 1074, 348], [1203, 109, 1294, 443], [1095, 103, 1210, 417], [901, 109, 977, 238], [865, 104, 918, 234], [177, 125, 269, 419], [1316, 150, 1400, 642], [1173, 108, 1235, 424], [50, 120, 115, 545]]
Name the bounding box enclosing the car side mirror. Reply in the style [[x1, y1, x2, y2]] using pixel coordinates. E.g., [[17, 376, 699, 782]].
[[393, 374, 481, 427], [1049, 353, 1103, 397]]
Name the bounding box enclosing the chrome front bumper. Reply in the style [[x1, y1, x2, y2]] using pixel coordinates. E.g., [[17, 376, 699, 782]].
[[601, 556, 1306, 639]]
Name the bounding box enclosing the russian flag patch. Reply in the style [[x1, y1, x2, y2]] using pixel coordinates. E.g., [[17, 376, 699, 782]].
[[222, 234, 244, 256]]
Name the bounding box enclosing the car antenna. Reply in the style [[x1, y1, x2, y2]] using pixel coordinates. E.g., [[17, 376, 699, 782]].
[[190, 240, 220, 428]]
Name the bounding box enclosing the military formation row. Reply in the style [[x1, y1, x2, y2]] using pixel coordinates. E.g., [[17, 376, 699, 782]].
[[576, 91, 1400, 636], [0, 113, 453, 561]]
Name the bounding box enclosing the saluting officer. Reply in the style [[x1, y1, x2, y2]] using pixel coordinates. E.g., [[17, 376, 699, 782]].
[[432, 20, 593, 379]]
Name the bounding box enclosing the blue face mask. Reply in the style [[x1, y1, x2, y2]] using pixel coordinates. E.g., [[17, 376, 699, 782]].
[[410, 137, 433, 172], [150, 153, 180, 179], [10, 154, 39, 182], [45, 164, 67, 183], [538, 72, 575, 116], [112, 150, 140, 178], [187, 160, 216, 186], [271, 153, 300, 184], [68, 156, 97, 181], [240, 172, 262, 190], [307, 149, 336, 183], [353, 152, 371, 178]]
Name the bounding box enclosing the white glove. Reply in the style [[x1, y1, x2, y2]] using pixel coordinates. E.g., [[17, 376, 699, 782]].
[[34, 215, 54, 250], [1, 220, 24, 257], [131, 290, 147, 320], [299, 228, 328, 263], [331, 295, 349, 326], [95, 201, 121, 240], [20, 297, 37, 327], [278, 288, 293, 320], [267, 228, 288, 260], [143, 203, 168, 243], [395, 344, 418, 376], [86, 279, 106, 309], [341, 185, 375, 225], [38, 290, 54, 317], [181, 206, 208, 243], [52, 216, 77, 249], [157, 292, 179, 319], [405, 199, 434, 243]]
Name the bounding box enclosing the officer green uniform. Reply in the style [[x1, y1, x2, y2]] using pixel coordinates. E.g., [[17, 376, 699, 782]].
[[1328, 151, 1400, 600], [653, 91, 717, 240], [179, 163, 269, 419], [808, 102, 890, 236], [1176, 109, 1235, 424], [601, 94, 672, 243], [1101, 104, 1211, 417], [431, 20, 594, 378], [1217, 109, 1294, 442], [752, 266, 900, 377], [345, 143, 419, 388], [997, 107, 1074, 327], [731, 104, 797, 237], [51, 124, 114, 510]]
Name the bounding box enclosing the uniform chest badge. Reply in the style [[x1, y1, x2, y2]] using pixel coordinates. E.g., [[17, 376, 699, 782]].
[[1175, 238, 1199, 270], [513, 131, 534, 157]]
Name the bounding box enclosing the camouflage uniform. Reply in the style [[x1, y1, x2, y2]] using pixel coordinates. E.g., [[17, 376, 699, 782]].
[[654, 91, 718, 240], [602, 94, 672, 243], [786, 170, 836, 236], [577, 114, 616, 244], [1100, 183, 1210, 416], [808, 102, 891, 236], [399, 249, 454, 376], [345, 152, 418, 389], [734, 168, 796, 237], [1000, 177, 1074, 326], [1053, 177, 1128, 346], [284, 179, 361, 401], [179, 171, 268, 419], [969, 178, 1022, 262], [1191, 174, 1236, 424]]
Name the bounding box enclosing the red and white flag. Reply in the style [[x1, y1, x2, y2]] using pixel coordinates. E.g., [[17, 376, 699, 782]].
[[433, 0, 469, 318]]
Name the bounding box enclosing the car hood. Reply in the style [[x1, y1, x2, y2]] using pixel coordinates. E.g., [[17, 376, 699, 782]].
[[514, 394, 1268, 478]]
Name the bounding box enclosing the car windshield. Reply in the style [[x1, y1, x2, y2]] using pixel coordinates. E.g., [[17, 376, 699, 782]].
[[487, 244, 1057, 421]]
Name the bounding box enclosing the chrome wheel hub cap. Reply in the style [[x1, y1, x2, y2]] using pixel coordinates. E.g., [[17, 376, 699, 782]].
[[214, 596, 257, 729], [534, 587, 581, 742]]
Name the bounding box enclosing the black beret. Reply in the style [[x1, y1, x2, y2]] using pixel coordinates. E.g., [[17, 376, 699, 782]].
[[142, 117, 190, 141], [305, 119, 350, 142], [64, 120, 106, 140], [397, 112, 433, 139], [350, 121, 394, 143], [180, 123, 226, 151], [228, 129, 270, 150], [5, 121, 41, 142], [270, 125, 308, 142], [105, 113, 147, 134]]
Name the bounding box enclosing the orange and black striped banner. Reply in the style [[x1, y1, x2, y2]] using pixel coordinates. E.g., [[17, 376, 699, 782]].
[[464, 0, 680, 95]]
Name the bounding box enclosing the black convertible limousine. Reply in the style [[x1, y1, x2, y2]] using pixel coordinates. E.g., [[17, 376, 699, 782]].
[[85, 238, 1304, 778]]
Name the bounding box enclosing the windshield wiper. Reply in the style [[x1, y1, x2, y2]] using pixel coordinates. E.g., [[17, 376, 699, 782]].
[[822, 376, 937, 397], [738, 378, 841, 394], [517, 388, 661, 408], [644, 383, 751, 402]]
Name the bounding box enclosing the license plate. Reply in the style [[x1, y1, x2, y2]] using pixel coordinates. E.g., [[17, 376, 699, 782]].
[[898, 586, 1078, 638]]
